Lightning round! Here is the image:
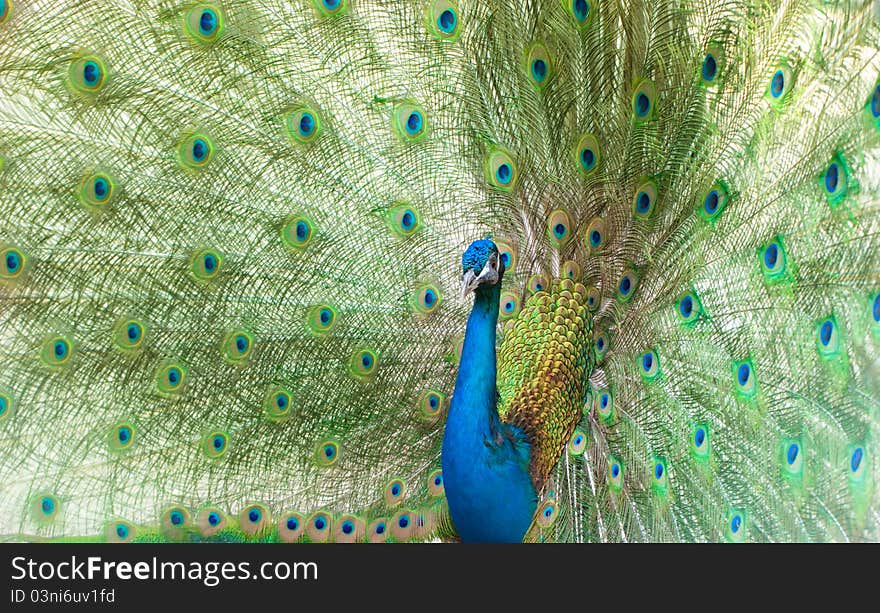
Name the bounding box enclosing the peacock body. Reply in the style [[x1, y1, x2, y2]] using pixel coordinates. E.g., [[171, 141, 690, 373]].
[[0, 0, 879, 543]]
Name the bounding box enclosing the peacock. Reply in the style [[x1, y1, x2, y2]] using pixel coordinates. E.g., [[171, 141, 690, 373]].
[[0, 0, 878, 544]]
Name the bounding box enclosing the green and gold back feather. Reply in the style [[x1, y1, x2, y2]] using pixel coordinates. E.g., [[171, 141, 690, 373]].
[[0, 0, 878, 542]]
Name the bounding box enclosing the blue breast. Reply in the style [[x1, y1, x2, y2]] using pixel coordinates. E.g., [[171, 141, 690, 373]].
[[441, 284, 537, 542]]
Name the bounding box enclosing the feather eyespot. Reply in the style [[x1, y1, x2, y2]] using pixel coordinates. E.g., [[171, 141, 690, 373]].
[[69, 55, 108, 95], [640, 349, 660, 381], [177, 132, 215, 170], [575, 134, 600, 175], [691, 424, 710, 460], [1, 245, 26, 280], [393, 102, 428, 142], [632, 79, 656, 121], [632, 180, 658, 219], [726, 510, 746, 542], [526, 43, 553, 88], [428, 1, 460, 40], [849, 446, 866, 481], [567, 0, 593, 26], [263, 386, 293, 421], [547, 210, 573, 246], [485, 149, 518, 190], [314, 0, 348, 17], [185, 4, 224, 42], [782, 439, 804, 478]]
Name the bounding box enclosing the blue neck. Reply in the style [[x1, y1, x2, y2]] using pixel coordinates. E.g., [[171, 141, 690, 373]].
[[441, 283, 536, 542], [452, 284, 502, 437]]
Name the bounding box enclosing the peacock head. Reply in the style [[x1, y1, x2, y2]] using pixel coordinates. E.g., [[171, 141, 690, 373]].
[[460, 238, 505, 300]]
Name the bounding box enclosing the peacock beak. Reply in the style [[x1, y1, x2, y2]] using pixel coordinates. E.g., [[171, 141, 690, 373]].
[[460, 269, 480, 300], [460, 254, 504, 300]]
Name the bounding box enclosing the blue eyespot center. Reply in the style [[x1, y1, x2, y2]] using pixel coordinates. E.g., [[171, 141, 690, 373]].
[[116, 524, 129, 538], [295, 220, 309, 241], [401, 210, 415, 230], [6, 251, 21, 272], [83, 61, 100, 85], [390, 483, 401, 496], [199, 9, 217, 35], [819, 321, 833, 346], [342, 521, 354, 534], [597, 337, 605, 351], [361, 353, 373, 369], [324, 444, 336, 458], [213, 435, 224, 450], [434, 475, 442, 485], [580, 147, 595, 170], [695, 428, 706, 447], [787, 443, 799, 465], [500, 252, 510, 267], [764, 243, 779, 269], [600, 394, 609, 408], [286, 517, 298, 530], [702, 54, 717, 81], [323, 0, 340, 9], [424, 289, 436, 306], [737, 363, 750, 385], [405, 111, 423, 134], [771, 70, 784, 97], [235, 335, 248, 353], [192, 139, 207, 161], [620, 276, 632, 295], [41, 497, 55, 514], [654, 463, 663, 479], [375, 523, 385, 534], [118, 426, 131, 444], [704, 190, 719, 214], [872, 85, 880, 118], [611, 463, 620, 478], [642, 352, 653, 372], [170, 510, 183, 526], [851, 448, 863, 473], [496, 163, 512, 184], [636, 191, 651, 213], [319, 309, 331, 325], [532, 58, 547, 82], [428, 394, 439, 409], [248, 509, 260, 523], [504, 301, 513, 312], [438, 9, 456, 33], [299, 113, 314, 136], [314, 516, 326, 530], [54, 340, 68, 358], [93, 177, 108, 199], [573, 0, 589, 22], [203, 253, 216, 272], [275, 393, 288, 409], [590, 230, 602, 247], [680, 295, 694, 318], [208, 512, 220, 526], [167, 367, 180, 385], [873, 294, 880, 323], [731, 515, 741, 533], [825, 163, 839, 193], [635, 92, 650, 116], [543, 507, 553, 518], [126, 323, 140, 341], [398, 515, 409, 528], [553, 223, 566, 239]]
